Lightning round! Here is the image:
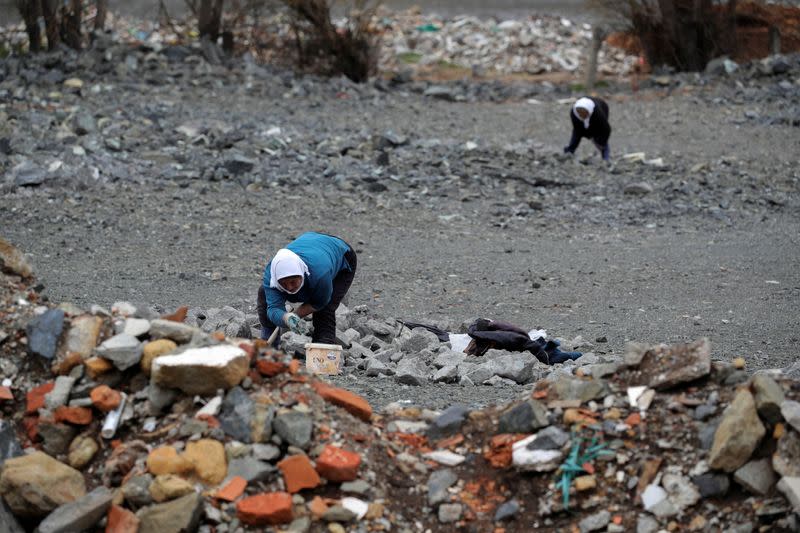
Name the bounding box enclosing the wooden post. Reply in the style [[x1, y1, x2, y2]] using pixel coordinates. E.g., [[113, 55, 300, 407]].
[[769, 25, 781, 55], [94, 0, 108, 32], [585, 25, 606, 90]]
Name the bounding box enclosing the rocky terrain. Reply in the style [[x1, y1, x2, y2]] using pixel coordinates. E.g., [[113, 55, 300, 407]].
[[2, 242, 800, 533], [0, 14, 799, 531]]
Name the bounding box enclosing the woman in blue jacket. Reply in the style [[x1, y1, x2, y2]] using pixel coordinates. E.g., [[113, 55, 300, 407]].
[[256, 232, 357, 345]]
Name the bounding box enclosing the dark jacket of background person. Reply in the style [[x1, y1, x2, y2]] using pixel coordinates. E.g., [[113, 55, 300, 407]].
[[564, 96, 611, 154]]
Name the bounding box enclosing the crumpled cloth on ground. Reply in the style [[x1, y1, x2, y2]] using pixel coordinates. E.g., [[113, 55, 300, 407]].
[[466, 318, 581, 365], [399, 321, 450, 342]]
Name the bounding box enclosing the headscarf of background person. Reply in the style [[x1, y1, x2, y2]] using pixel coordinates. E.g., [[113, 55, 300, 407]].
[[573, 97, 596, 129]]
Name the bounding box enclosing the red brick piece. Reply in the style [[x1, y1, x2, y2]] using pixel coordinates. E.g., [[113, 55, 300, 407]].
[[161, 305, 188, 323], [277, 454, 321, 493], [26, 382, 54, 414], [106, 504, 140, 533], [215, 476, 247, 502], [256, 359, 288, 377], [315, 445, 361, 482], [0, 386, 13, 401], [312, 382, 373, 422], [54, 406, 93, 425], [237, 492, 293, 526]]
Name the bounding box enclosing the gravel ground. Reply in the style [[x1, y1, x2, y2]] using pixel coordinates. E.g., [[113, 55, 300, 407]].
[[1, 43, 798, 409]]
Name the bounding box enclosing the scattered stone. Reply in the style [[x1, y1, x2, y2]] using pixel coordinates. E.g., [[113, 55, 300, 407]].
[[0, 237, 33, 278], [218, 386, 255, 443], [146, 446, 194, 477], [44, 375, 75, 410], [777, 477, 800, 512], [151, 345, 249, 395], [734, 458, 777, 496], [692, 472, 730, 498], [0, 420, 22, 462], [438, 503, 463, 523], [634, 338, 711, 390], [637, 514, 660, 533], [552, 377, 608, 403], [90, 384, 122, 412], [575, 475, 597, 491], [183, 439, 227, 485], [427, 404, 470, 440], [661, 474, 700, 513], [623, 182, 653, 195], [498, 399, 549, 433], [251, 443, 281, 462], [149, 319, 197, 343], [423, 450, 466, 466], [149, 475, 195, 503], [781, 400, 800, 432], [96, 333, 143, 371], [273, 411, 313, 449], [38, 421, 78, 455], [226, 457, 275, 483], [773, 428, 800, 477], [709, 389, 766, 472], [107, 504, 140, 533], [395, 357, 430, 385], [123, 317, 151, 337], [528, 425, 569, 450], [136, 492, 203, 533], [68, 434, 99, 469], [752, 374, 785, 424], [26, 309, 65, 360], [36, 486, 112, 533], [494, 498, 520, 521], [122, 474, 154, 509], [340, 480, 371, 496], [579, 510, 610, 532], [427, 468, 458, 506], [0, 451, 86, 518], [64, 315, 103, 357], [512, 435, 562, 472]]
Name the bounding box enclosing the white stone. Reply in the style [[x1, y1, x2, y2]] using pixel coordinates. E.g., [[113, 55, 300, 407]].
[[96, 333, 143, 371], [123, 318, 151, 337], [641, 484, 668, 511], [111, 301, 137, 316], [387, 420, 429, 434], [627, 386, 647, 408], [781, 400, 800, 432], [423, 450, 465, 467], [777, 477, 800, 512], [196, 396, 222, 418], [512, 435, 563, 472], [151, 345, 249, 395], [341, 497, 369, 520]]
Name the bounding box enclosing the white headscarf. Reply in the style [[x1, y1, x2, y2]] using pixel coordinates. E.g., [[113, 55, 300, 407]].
[[269, 249, 309, 294], [573, 97, 595, 129]]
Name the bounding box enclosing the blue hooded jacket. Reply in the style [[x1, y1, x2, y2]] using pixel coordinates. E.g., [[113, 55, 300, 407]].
[[262, 232, 351, 326]]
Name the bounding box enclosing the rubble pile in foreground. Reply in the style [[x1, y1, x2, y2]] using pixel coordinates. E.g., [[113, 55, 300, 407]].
[[1, 245, 799, 533]]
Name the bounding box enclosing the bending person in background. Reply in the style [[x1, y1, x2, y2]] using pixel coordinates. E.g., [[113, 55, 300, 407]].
[[257, 232, 356, 346], [563, 96, 612, 161]]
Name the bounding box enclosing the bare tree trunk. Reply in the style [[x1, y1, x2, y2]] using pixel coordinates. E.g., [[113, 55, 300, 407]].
[[63, 0, 83, 49], [198, 0, 225, 41], [41, 0, 60, 50], [94, 0, 108, 31], [726, 0, 738, 59], [16, 0, 43, 53], [585, 25, 605, 90]]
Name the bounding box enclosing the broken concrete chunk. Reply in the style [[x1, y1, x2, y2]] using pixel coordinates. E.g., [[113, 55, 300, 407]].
[[151, 344, 249, 395]]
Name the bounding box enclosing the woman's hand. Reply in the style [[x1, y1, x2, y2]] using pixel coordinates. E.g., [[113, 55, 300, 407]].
[[284, 312, 310, 335]]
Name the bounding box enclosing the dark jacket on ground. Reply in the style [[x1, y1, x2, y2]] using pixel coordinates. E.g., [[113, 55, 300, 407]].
[[565, 97, 611, 153]]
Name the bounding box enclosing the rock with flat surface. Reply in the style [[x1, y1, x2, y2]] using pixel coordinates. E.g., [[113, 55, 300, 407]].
[[64, 315, 103, 357], [427, 469, 458, 506], [136, 492, 202, 533], [149, 319, 197, 343], [734, 458, 777, 496], [151, 345, 248, 395], [273, 411, 313, 449], [552, 377, 608, 403], [777, 477, 800, 512], [634, 338, 711, 390], [427, 404, 470, 440], [498, 400, 549, 434], [27, 309, 65, 360], [781, 400, 800, 432], [752, 374, 785, 424], [96, 333, 143, 371], [395, 357, 430, 385], [709, 389, 765, 472], [773, 428, 800, 477], [36, 486, 112, 533], [0, 451, 86, 518]]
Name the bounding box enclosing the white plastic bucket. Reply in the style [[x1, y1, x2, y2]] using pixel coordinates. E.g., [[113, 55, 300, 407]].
[[304, 343, 343, 375]]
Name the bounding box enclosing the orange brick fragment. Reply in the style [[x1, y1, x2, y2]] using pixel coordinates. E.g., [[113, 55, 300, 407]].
[[257, 359, 288, 377], [237, 492, 293, 526], [106, 504, 139, 533], [0, 386, 13, 401], [54, 406, 93, 425], [484, 434, 527, 469], [277, 454, 320, 493], [161, 305, 188, 323], [288, 359, 300, 374], [308, 495, 329, 518], [84, 357, 114, 379], [315, 445, 361, 482], [90, 385, 122, 412], [212, 331, 226, 341], [625, 412, 642, 426], [312, 382, 373, 422], [26, 382, 54, 414], [215, 476, 247, 502]]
